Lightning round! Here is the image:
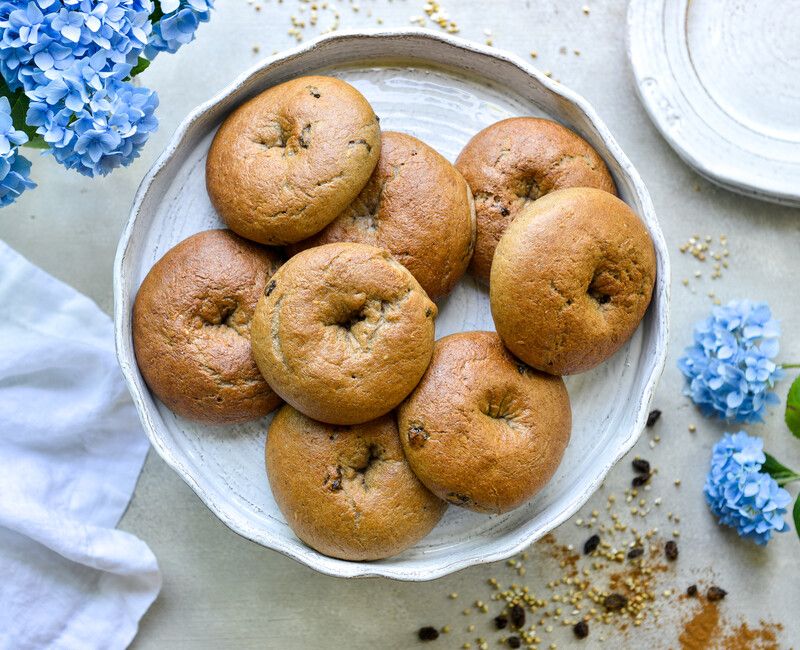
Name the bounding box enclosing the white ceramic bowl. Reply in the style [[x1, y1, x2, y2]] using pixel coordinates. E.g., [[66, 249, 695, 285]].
[[114, 29, 670, 580]]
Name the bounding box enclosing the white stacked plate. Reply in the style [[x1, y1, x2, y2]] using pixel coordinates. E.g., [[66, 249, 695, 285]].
[[628, 0, 800, 206], [114, 30, 670, 580]]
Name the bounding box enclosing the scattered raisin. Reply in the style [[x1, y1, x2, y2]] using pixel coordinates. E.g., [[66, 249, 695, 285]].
[[573, 620, 589, 639], [507, 637, 521, 649], [687, 584, 698, 597], [627, 547, 644, 559], [509, 604, 526, 629], [603, 593, 628, 611], [665, 540, 679, 561], [646, 409, 662, 427], [631, 473, 651, 487], [499, 205, 510, 216], [264, 279, 276, 297], [632, 458, 651, 474], [583, 534, 600, 554], [417, 626, 439, 641], [494, 615, 508, 630], [707, 586, 727, 602]]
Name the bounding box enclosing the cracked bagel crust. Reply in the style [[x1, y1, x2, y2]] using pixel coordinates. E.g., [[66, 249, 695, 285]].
[[206, 75, 381, 245], [132, 229, 283, 424], [266, 405, 446, 561], [490, 188, 657, 375], [251, 242, 437, 425], [398, 331, 572, 514], [289, 131, 476, 300], [455, 117, 616, 284]]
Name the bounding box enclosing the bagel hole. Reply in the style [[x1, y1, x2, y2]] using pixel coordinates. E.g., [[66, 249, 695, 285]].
[[516, 176, 543, 203], [482, 393, 516, 422], [588, 270, 613, 306]]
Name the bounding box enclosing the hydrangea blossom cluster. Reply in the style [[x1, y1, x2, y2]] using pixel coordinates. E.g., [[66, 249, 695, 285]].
[[704, 431, 791, 545], [678, 300, 784, 423], [0, 94, 34, 204], [146, 0, 212, 57], [0, 0, 212, 194]]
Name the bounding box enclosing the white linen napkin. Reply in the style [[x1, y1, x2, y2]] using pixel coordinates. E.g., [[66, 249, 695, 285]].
[[0, 241, 161, 650]]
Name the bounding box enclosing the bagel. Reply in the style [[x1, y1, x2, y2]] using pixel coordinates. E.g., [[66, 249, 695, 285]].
[[206, 76, 381, 245], [251, 242, 437, 425], [133, 229, 282, 424], [455, 117, 616, 283], [266, 405, 446, 561], [490, 188, 656, 375]]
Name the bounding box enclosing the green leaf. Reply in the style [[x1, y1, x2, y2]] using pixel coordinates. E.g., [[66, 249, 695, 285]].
[[794, 495, 800, 542], [150, 0, 165, 23], [786, 374, 800, 438], [763, 452, 800, 486], [0, 74, 41, 145], [129, 57, 151, 79]]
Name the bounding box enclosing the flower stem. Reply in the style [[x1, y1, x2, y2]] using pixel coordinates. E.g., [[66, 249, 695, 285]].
[[781, 363, 800, 369], [776, 475, 800, 487]]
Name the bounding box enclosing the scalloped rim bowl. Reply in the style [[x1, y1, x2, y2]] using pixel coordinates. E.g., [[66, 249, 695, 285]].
[[114, 29, 670, 581]]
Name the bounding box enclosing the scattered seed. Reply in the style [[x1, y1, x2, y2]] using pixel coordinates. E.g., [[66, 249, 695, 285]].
[[573, 620, 589, 639], [646, 410, 661, 427], [664, 540, 679, 561], [494, 614, 508, 629], [510, 604, 526, 629], [603, 593, 628, 611], [418, 626, 440, 641], [686, 584, 698, 597], [707, 586, 727, 602], [583, 534, 600, 554], [632, 458, 651, 474]]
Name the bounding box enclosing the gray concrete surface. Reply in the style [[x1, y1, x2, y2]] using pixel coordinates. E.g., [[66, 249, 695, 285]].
[[2, 2, 799, 648]]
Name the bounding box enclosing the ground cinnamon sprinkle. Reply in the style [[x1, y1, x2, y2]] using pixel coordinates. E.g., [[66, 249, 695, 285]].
[[679, 599, 720, 650], [720, 620, 782, 650], [679, 599, 782, 650]]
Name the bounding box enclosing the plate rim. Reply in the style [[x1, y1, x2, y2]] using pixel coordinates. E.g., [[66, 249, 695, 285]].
[[114, 27, 671, 581], [626, 0, 800, 207]]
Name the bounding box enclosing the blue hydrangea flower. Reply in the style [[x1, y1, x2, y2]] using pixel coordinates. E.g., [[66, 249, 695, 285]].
[[0, 1, 152, 92], [704, 431, 791, 545], [28, 77, 158, 176], [145, 0, 212, 58], [0, 95, 35, 205], [678, 300, 784, 423]]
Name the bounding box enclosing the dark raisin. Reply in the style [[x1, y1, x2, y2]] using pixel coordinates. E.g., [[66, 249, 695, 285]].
[[417, 626, 439, 641], [407, 424, 430, 449], [646, 409, 662, 427], [573, 620, 589, 639], [494, 615, 508, 629], [507, 637, 521, 649], [583, 534, 600, 555], [425, 308, 432, 317], [516, 363, 528, 375], [664, 540, 678, 561], [632, 458, 651, 474], [603, 593, 628, 611], [631, 473, 651, 488], [264, 279, 276, 296], [627, 547, 644, 559], [687, 584, 698, 597], [499, 205, 510, 216], [509, 603, 526, 629], [707, 586, 727, 602]]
